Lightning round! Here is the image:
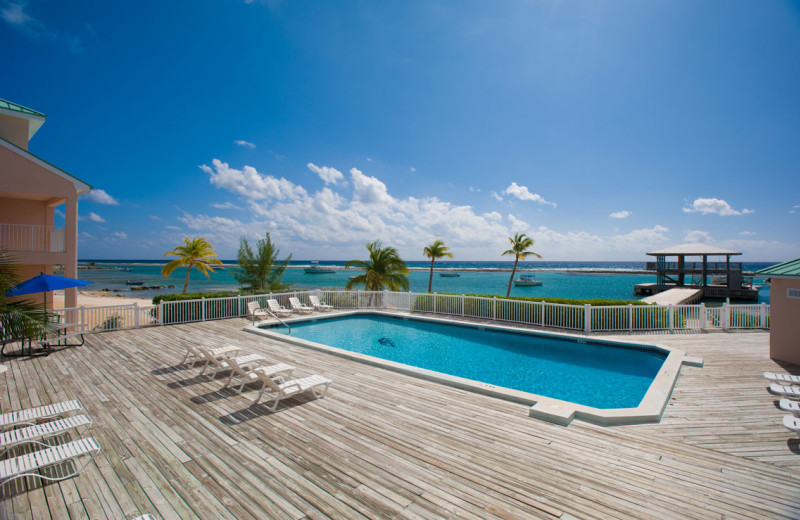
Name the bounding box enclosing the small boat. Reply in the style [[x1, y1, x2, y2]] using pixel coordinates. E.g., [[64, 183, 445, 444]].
[[513, 274, 542, 287], [304, 261, 336, 274], [125, 280, 144, 286], [439, 271, 460, 277]]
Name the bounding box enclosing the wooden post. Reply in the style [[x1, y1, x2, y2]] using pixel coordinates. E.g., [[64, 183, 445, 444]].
[[585, 304, 591, 333]]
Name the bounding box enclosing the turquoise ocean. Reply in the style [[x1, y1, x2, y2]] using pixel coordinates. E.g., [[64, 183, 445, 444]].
[[76, 260, 773, 304]]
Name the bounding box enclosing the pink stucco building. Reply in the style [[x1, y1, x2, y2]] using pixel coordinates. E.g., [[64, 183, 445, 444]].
[[0, 98, 91, 309]]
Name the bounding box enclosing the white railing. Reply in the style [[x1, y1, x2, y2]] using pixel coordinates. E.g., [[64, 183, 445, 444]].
[[0, 223, 66, 253], [41, 290, 770, 336]]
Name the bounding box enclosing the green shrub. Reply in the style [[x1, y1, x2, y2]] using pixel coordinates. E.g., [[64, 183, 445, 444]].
[[97, 313, 123, 331]]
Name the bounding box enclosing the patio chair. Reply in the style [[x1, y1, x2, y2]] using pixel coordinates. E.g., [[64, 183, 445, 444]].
[[246, 301, 269, 323], [0, 414, 92, 457], [222, 355, 295, 393], [267, 299, 293, 318], [180, 344, 241, 367], [769, 383, 800, 399], [288, 297, 314, 314], [779, 399, 800, 417], [1, 400, 83, 431], [0, 437, 101, 487], [198, 347, 268, 378], [764, 371, 800, 386], [253, 372, 332, 411], [783, 415, 800, 437], [308, 295, 333, 312]]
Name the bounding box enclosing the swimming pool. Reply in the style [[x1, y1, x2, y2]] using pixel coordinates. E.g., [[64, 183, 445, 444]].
[[271, 314, 663, 408], [250, 311, 688, 425]]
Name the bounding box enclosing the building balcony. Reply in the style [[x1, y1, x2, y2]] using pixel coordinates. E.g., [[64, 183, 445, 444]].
[[0, 222, 65, 253]]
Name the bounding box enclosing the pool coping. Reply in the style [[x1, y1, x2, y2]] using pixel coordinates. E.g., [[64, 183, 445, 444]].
[[244, 310, 698, 426]]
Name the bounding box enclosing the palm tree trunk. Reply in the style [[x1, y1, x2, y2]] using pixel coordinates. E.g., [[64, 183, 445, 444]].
[[506, 257, 519, 297], [428, 259, 435, 293], [182, 265, 192, 294]]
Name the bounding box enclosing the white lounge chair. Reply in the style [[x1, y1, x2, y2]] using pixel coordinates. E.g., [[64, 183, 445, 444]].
[[764, 371, 800, 386], [267, 299, 293, 318], [0, 414, 92, 457], [180, 344, 240, 367], [253, 373, 332, 411], [288, 297, 313, 314], [223, 356, 295, 393], [783, 415, 800, 437], [308, 295, 333, 312], [769, 383, 800, 399], [1, 400, 83, 431], [0, 437, 101, 486], [246, 301, 270, 323], [198, 347, 268, 378], [779, 399, 800, 417]]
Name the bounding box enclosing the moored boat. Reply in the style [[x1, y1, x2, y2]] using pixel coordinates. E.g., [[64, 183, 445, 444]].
[[304, 261, 336, 274], [513, 274, 542, 286], [439, 271, 460, 277]]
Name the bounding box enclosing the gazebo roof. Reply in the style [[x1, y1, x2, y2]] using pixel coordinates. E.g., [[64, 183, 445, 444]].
[[646, 244, 741, 257]]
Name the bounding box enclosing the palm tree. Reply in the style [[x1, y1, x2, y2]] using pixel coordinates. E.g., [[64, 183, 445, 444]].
[[235, 232, 292, 294], [0, 249, 52, 344], [423, 239, 453, 293], [345, 240, 410, 293], [161, 237, 224, 294], [502, 232, 542, 297]]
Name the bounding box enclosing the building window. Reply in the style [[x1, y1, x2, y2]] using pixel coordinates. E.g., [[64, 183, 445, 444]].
[[789, 288, 800, 299]]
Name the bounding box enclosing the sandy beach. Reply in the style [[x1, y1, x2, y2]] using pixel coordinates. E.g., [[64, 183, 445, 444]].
[[52, 290, 151, 309]]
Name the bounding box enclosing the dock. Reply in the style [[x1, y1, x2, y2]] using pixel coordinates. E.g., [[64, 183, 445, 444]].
[[638, 286, 702, 305]]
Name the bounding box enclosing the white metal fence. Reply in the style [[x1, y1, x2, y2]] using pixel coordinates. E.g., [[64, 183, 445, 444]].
[[47, 290, 770, 337]]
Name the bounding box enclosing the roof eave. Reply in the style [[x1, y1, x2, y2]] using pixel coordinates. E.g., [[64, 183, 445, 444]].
[[0, 136, 92, 193]]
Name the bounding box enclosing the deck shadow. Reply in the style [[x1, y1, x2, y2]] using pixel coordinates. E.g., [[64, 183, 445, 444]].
[[218, 397, 317, 425], [190, 387, 241, 404], [151, 363, 196, 376]]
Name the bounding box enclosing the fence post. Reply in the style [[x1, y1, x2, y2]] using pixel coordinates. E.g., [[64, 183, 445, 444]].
[[133, 303, 139, 329], [201, 297, 206, 322], [461, 295, 465, 316], [492, 297, 496, 321], [723, 302, 729, 330], [238, 294, 242, 317], [433, 293, 437, 314], [584, 304, 591, 333], [699, 303, 706, 329], [629, 304, 633, 332], [80, 306, 86, 330], [668, 304, 673, 331], [761, 302, 767, 329], [159, 300, 164, 326]]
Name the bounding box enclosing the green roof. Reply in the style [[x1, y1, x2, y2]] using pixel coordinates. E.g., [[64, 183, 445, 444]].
[[0, 98, 46, 118], [757, 258, 800, 277]]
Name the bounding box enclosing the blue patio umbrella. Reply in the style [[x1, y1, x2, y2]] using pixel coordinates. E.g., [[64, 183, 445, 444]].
[[5, 273, 92, 316]]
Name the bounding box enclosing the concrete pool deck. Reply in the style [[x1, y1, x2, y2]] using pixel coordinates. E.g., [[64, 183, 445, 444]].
[[1, 316, 798, 519]]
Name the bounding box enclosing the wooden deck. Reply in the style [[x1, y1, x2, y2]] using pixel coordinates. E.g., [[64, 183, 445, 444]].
[[1, 317, 799, 519]]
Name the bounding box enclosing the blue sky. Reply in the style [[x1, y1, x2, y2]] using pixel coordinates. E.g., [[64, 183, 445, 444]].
[[2, 0, 799, 262]]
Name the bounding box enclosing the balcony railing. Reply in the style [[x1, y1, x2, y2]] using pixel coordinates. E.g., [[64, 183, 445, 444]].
[[0, 223, 65, 253]]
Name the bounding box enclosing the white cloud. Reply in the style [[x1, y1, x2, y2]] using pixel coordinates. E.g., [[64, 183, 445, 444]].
[[469, 186, 481, 193], [150, 215, 161, 220], [410, 167, 416, 173], [80, 212, 105, 223], [165, 225, 181, 231], [739, 231, 756, 236], [609, 210, 631, 219], [234, 140, 256, 149], [81, 189, 119, 205], [791, 205, 800, 214], [502, 182, 556, 208], [507, 214, 529, 232], [1, 2, 32, 25], [682, 198, 753, 216], [684, 230, 713, 243], [366, 157, 373, 162], [112, 231, 128, 239], [54, 208, 65, 218], [307, 163, 344, 185], [211, 201, 241, 210], [201, 159, 307, 201], [491, 191, 503, 202], [350, 168, 393, 205]]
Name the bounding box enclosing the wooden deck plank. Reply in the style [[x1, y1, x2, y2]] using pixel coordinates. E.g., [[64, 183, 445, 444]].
[[1, 319, 798, 519]]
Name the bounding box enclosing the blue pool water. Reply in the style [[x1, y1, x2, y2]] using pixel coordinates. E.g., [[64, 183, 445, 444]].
[[271, 314, 666, 409]]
